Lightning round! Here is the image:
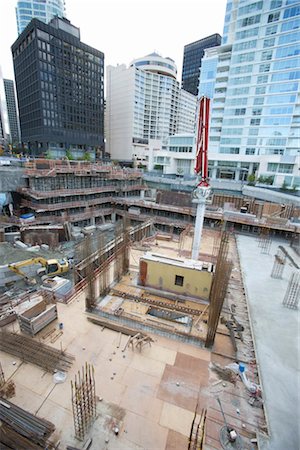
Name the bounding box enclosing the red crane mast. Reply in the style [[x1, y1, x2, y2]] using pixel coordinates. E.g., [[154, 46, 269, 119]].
[[194, 96, 210, 187]]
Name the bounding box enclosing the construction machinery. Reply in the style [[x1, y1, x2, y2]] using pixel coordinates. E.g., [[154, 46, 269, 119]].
[[8, 257, 69, 285]]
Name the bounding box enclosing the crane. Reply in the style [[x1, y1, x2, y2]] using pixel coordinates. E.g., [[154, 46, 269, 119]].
[[191, 96, 211, 260], [8, 257, 69, 285], [195, 96, 210, 187]]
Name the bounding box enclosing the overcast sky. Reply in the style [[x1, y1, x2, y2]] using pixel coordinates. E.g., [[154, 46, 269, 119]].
[[0, 0, 226, 82]]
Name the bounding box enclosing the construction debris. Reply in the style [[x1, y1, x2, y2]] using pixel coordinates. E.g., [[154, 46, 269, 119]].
[[0, 330, 74, 372], [71, 363, 96, 441], [0, 398, 55, 448]]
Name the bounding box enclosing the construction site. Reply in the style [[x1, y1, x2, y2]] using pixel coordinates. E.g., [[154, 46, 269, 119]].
[[0, 98, 299, 449]]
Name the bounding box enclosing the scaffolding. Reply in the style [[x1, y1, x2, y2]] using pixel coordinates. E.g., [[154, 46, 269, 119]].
[[283, 272, 299, 310], [71, 363, 97, 441]]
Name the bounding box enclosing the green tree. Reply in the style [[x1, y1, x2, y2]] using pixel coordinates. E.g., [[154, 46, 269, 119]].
[[65, 149, 74, 160], [82, 152, 91, 162], [247, 174, 256, 186]]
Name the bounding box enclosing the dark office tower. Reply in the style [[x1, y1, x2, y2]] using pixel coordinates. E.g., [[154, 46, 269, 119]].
[[182, 33, 221, 96], [11, 17, 104, 158], [4, 79, 21, 146]]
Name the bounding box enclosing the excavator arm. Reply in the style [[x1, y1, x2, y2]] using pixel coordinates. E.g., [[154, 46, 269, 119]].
[[8, 257, 69, 285]]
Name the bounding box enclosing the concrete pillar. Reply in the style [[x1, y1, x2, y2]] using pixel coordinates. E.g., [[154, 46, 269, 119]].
[[111, 212, 116, 223], [191, 186, 211, 260], [140, 190, 145, 199]]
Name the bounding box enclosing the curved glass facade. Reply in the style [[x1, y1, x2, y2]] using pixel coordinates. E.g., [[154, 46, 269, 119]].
[[16, 0, 65, 35]]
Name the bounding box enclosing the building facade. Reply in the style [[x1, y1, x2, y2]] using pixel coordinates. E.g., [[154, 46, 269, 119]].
[[198, 0, 300, 189], [4, 79, 21, 146], [12, 17, 104, 158], [106, 53, 197, 162], [0, 68, 9, 149], [182, 34, 222, 96], [16, 0, 65, 35]]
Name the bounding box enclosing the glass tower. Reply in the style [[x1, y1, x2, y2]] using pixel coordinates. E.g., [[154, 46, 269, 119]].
[[4, 79, 21, 145], [199, 0, 300, 188], [182, 34, 222, 96], [16, 0, 65, 35]]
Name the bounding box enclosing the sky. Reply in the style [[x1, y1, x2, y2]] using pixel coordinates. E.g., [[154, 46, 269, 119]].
[[0, 0, 227, 83]]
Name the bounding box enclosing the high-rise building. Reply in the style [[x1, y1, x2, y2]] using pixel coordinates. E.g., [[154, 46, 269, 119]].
[[0, 68, 9, 149], [198, 0, 300, 189], [12, 17, 104, 158], [182, 34, 222, 96], [16, 0, 65, 35], [106, 53, 197, 162], [4, 79, 21, 146]]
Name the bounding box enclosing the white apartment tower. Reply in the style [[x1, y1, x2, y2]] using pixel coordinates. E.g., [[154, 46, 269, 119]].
[[199, 0, 300, 189], [106, 53, 197, 162]]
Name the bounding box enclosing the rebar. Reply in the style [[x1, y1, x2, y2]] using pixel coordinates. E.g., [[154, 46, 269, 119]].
[[71, 363, 96, 441], [205, 230, 232, 348], [283, 272, 299, 310], [271, 249, 286, 279], [0, 398, 55, 447], [0, 330, 74, 372]]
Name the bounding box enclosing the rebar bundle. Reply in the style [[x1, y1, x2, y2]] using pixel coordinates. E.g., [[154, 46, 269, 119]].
[[71, 363, 97, 441], [283, 272, 300, 310], [0, 398, 55, 448], [271, 249, 286, 279], [0, 330, 75, 372], [205, 231, 232, 348]]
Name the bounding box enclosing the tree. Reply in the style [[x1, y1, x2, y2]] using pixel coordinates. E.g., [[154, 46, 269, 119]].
[[65, 149, 74, 160], [247, 174, 256, 186], [82, 152, 91, 162]]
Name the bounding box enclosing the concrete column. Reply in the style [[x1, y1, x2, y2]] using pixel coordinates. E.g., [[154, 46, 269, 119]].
[[191, 186, 211, 260], [111, 212, 116, 223], [140, 190, 145, 199]]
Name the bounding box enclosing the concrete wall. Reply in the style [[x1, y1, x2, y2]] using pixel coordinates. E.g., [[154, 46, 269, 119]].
[[139, 258, 213, 301]]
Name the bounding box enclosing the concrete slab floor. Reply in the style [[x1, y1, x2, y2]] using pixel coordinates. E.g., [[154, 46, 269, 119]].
[[0, 228, 268, 450], [237, 235, 300, 450]]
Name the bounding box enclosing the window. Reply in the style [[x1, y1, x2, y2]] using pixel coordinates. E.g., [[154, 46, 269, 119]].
[[266, 24, 278, 35], [283, 6, 300, 19], [278, 31, 300, 45], [239, 14, 261, 27], [261, 50, 273, 60], [263, 38, 275, 47], [257, 75, 268, 83], [281, 18, 300, 31], [220, 147, 240, 154], [255, 86, 266, 94], [250, 118, 261, 125], [270, 0, 282, 8], [238, 1, 263, 16], [259, 64, 271, 72], [246, 148, 256, 155], [254, 97, 264, 105], [268, 12, 280, 22], [276, 43, 300, 57], [175, 275, 184, 286]]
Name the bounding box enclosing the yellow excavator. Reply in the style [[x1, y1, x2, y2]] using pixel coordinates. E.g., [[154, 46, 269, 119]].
[[8, 257, 69, 285]]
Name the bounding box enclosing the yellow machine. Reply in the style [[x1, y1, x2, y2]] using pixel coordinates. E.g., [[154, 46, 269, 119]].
[[8, 257, 69, 285]]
